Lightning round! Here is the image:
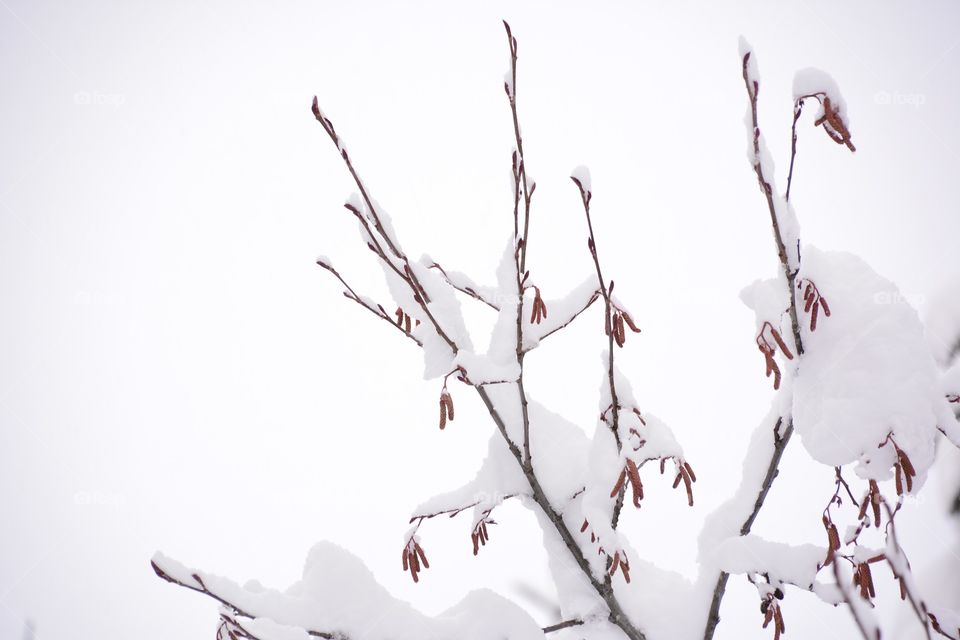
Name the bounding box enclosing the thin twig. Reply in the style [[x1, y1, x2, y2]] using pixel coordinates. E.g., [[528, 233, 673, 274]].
[[316, 259, 423, 346], [503, 21, 534, 274], [742, 53, 805, 357], [571, 177, 626, 532], [472, 383, 646, 640], [309, 31, 645, 638], [882, 501, 933, 640], [427, 262, 500, 310], [703, 51, 817, 640], [831, 553, 879, 640], [311, 101, 458, 353], [523, 289, 601, 351], [543, 618, 584, 634], [151, 561, 344, 639]]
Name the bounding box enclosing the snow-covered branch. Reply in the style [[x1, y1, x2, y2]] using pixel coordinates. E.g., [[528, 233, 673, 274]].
[[155, 22, 959, 640]]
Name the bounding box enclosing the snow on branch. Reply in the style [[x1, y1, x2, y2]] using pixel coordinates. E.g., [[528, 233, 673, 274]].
[[793, 246, 955, 484], [522, 276, 601, 351], [155, 23, 957, 640], [153, 543, 545, 640]]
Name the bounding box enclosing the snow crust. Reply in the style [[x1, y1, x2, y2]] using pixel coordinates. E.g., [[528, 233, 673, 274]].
[[793, 247, 957, 483], [714, 535, 823, 588], [153, 542, 543, 640], [793, 67, 851, 128], [570, 166, 592, 194]]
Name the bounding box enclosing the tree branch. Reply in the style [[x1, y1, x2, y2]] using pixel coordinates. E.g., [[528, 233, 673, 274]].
[[311, 101, 458, 353], [427, 261, 500, 310], [543, 618, 584, 634], [315, 258, 423, 347], [571, 176, 627, 531], [151, 560, 344, 640], [831, 551, 880, 640]]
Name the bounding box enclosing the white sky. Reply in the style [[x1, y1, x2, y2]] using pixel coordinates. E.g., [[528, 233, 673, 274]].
[[2, 1, 959, 639]]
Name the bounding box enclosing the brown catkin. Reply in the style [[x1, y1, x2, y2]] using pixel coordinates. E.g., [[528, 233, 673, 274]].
[[811, 300, 820, 331], [608, 552, 620, 577], [415, 543, 429, 569], [444, 393, 455, 421], [828, 524, 841, 552], [858, 495, 870, 522], [439, 399, 447, 430], [683, 470, 694, 506], [626, 459, 643, 507], [820, 297, 831, 317], [899, 448, 916, 478], [610, 470, 627, 498], [869, 480, 881, 526], [770, 328, 794, 360]]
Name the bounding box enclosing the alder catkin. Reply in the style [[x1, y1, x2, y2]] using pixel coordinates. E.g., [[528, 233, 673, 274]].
[[770, 328, 794, 360], [415, 543, 429, 569], [626, 459, 643, 507], [444, 393, 455, 421], [610, 469, 627, 498]]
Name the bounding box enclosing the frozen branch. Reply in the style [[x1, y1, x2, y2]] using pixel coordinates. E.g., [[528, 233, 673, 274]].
[[315, 257, 422, 347]]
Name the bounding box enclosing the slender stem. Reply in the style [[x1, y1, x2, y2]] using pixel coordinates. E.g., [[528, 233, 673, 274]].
[[831, 552, 878, 640], [308, 28, 646, 640], [742, 55, 805, 357], [473, 384, 646, 640], [703, 418, 793, 639], [151, 562, 342, 639], [504, 21, 534, 274], [316, 260, 422, 346], [523, 289, 601, 351], [573, 181, 626, 532], [786, 101, 803, 202], [427, 262, 500, 310], [312, 103, 458, 354], [543, 619, 584, 634], [704, 52, 812, 640]]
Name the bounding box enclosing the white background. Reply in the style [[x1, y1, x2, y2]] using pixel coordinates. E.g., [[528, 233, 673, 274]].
[[1, 1, 959, 638]]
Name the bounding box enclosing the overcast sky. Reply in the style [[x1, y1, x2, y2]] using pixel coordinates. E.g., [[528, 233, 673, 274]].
[[2, 1, 959, 639]]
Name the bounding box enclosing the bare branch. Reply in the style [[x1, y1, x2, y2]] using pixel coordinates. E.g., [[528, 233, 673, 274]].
[[151, 560, 344, 639], [311, 100, 458, 353], [543, 618, 584, 634], [831, 551, 881, 640], [571, 176, 627, 530], [315, 258, 422, 346], [427, 261, 500, 310]]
